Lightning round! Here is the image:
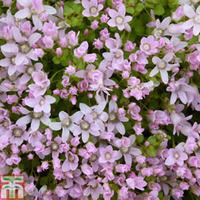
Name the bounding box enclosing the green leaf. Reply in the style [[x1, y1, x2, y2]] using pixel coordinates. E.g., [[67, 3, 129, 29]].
[[154, 4, 165, 15], [135, 3, 145, 15], [147, 145, 157, 157]]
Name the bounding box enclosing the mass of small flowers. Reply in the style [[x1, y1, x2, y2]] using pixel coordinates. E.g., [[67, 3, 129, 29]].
[[1, 0, 200, 199]]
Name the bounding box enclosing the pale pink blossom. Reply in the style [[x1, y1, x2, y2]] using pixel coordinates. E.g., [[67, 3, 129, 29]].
[[108, 4, 132, 31]]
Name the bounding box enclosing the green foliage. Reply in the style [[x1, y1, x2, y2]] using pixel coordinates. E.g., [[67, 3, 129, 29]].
[[64, 0, 84, 28]]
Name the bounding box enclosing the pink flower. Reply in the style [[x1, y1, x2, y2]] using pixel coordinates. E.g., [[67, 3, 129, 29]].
[[126, 176, 147, 191], [42, 21, 58, 37], [29, 71, 50, 97], [62, 151, 79, 172], [107, 100, 128, 135], [16, 107, 51, 132], [167, 78, 197, 104], [74, 41, 88, 58], [150, 17, 171, 38], [82, 0, 103, 17], [140, 36, 159, 55], [0, 42, 29, 76], [182, 4, 200, 36], [25, 95, 55, 113], [9, 125, 29, 146], [108, 4, 132, 31], [50, 111, 83, 142], [83, 53, 97, 63], [67, 31, 79, 47], [150, 53, 177, 84], [114, 135, 141, 165], [72, 103, 104, 143], [99, 145, 122, 164], [165, 144, 188, 166], [15, 0, 56, 30], [83, 179, 103, 200]]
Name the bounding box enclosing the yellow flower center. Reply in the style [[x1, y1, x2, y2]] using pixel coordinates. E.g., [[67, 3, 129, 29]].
[[105, 152, 112, 160], [115, 16, 124, 25], [90, 6, 98, 15]]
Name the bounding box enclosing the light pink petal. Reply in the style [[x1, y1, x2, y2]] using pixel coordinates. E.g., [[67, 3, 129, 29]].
[[117, 24, 125, 31], [62, 127, 70, 142], [109, 100, 117, 112], [15, 54, 28, 66], [71, 125, 81, 136], [149, 67, 159, 77], [116, 122, 125, 135], [183, 19, 194, 30], [31, 119, 40, 131], [28, 32, 41, 46], [160, 70, 169, 84], [82, 9, 90, 17], [164, 53, 173, 62], [1, 43, 18, 57], [152, 56, 160, 64], [98, 4, 103, 12], [99, 112, 108, 122], [75, 70, 85, 78], [8, 65, 17, 76], [107, 19, 116, 27], [16, 115, 31, 126], [62, 159, 70, 172], [41, 104, 50, 113], [82, 131, 89, 143], [170, 93, 177, 104], [70, 124, 81, 135], [15, 8, 31, 19], [0, 58, 10, 67], [124, 154, 132, 165], [125, 16, 132, 23], [126, 178, 135, 190], [94, 101, 107, 114], [82, 0, 89, 8], [41, 116, 51, 126], [17, 0, 32, 7], [197, 5, 200, 14], [165, 155, 174, 166], [59, 111, 68, 121], [71, 111, 83, 123], [160, 17, 171, 29], [118, 4, 125, 16], [45, 95, 56, 104], [49, 122, 61, 131], [25, 97, 38, 107], [130, 147, 141, 156], [12, 26, 26, 43], [178, 91, 188, 104], [32, 15, 43, 30], [193, 24, 200, 36], [108, 9, 118, 18], [79, 103, 92, 115], [183, 5, 195, 18], [44, 5, 57, 15]]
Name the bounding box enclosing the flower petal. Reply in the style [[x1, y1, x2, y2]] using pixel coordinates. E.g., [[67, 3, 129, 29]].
[[149, 67, 159, 77], [15, 8, 31, 19], [160, 70, 169, 84]]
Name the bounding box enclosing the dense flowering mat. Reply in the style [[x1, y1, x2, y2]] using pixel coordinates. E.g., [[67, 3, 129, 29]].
[[1, 0, 200, 199]]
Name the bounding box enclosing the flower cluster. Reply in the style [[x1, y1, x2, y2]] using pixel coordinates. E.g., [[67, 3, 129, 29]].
[[0, 0, 200, 199]]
